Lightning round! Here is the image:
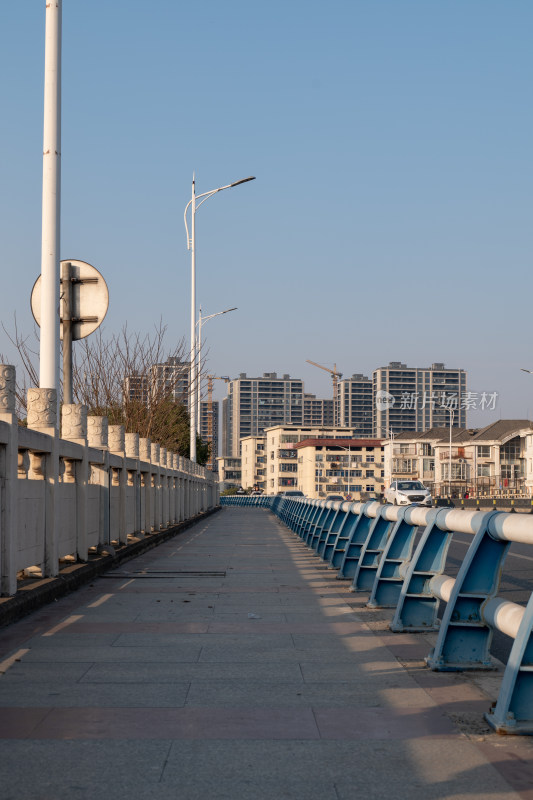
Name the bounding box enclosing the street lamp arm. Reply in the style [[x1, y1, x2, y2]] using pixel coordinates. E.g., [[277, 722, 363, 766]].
[[196, 307, 238, 328], [184, 177, 256, 250], [195, 176, 255, 210]]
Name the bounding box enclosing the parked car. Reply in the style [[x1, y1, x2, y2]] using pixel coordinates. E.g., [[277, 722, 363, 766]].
[[280, 490, 305, 497], [384, 480, 432, 507], [325, 495, 344, 502]]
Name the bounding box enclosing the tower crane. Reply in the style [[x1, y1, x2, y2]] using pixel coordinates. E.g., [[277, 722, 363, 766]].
[[306, 360, 343, 426], [206, 375, 230, 471]]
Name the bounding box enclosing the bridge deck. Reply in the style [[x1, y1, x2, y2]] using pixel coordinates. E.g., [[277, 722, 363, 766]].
[[0, 507, 532, 799]]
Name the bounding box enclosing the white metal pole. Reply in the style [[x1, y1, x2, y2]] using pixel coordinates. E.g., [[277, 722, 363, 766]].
[[448, 408, 453, 497], [197, 307, 202, 439], [190, 177, 197, 462], [40, 0, 62, 406]]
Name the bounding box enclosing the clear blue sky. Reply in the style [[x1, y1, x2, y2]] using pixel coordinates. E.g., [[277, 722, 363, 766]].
[[1, 1, 532, 427]]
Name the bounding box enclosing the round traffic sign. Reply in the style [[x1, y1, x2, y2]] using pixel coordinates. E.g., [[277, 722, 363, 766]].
[[31, 259, 109, 341]]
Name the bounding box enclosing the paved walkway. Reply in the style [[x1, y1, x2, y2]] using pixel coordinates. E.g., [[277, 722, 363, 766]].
[[1, 507, 533, 799]]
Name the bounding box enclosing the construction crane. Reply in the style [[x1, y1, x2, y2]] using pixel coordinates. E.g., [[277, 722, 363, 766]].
[[206, 375, 230, 471], [306, 360, 343, 427]]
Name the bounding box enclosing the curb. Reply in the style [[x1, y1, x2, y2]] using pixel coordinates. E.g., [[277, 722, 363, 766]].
[[0, 506, 221, 630]]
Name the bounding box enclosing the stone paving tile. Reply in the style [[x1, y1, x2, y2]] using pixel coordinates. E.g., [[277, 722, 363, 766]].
[[65, 621, 210, 635], [299, 660, 413, 682], [21, 645, 203, 663], [205, 611, 288, 623], [205, 620, 365, 634], [1, 662, 94, 682], [184, 680, 435, 709], [0, 740, 172, 800], [162, 740, 340, 800], [0, 682, 190, 707], [111, 632, 294, 648], [330, 739, 520, 800], [197, 644, 363, 663], [4, 706, 320, 740], [79, 661, 304, 682], [24, 632, 121, 648], [314, 705, 459, 740]]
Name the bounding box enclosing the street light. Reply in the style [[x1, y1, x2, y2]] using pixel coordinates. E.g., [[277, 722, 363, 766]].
[[195, 306, 237, 430], [448, 407, 454, 497], [184, 175, 255, 461]]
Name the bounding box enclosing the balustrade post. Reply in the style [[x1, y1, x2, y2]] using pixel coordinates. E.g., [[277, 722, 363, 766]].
[[151, 443, 161, 530], [27, 387, 58, 577], [125, 433, 140, 536], [178, 457, 185, 521], [108, 425, 126, 544], [0, 365, 18, 594], [139, 438, 151, 533], [61, 404, 88, 560], [171, 453, 178, 523], [87, 416, 109, 546]]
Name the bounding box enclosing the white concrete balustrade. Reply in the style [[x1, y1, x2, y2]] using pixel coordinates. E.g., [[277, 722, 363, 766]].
[[0, 365, 219, 596]]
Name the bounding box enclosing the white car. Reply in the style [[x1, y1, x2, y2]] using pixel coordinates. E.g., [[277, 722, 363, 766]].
[[384, 480, 432, 507]]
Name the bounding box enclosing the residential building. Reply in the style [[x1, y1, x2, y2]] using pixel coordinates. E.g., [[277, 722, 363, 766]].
[[241, 436, 267, 492], [224, 373, 304, 456], [125, 358, 191, 408], [123, 373, 151, 405], [337, 374, 373, 437], [217, 456, 242, 492], [199, 400, 219, 471], [303, 394, 334, 427], [383, 420, 533, 497], [151, 357, 190, 406], [296, 437, 384, 500], [373, 362, 467, 436], [264, 425, 358, 494]]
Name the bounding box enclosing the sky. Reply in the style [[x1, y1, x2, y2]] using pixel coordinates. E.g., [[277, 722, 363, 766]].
[[1, 0, 532, 429]]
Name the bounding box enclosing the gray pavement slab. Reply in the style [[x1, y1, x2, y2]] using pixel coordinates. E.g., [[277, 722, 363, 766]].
[[0, 506, 532, 800]]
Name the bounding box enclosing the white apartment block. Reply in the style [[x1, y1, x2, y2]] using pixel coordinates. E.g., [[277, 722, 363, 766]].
[[295, 437, 384, 500], [264, 425, 358, 494], [199, 400, 219, 471], [337, 374, 373, 437], [383, 420, 533, 497], [373, 362, 467, 437], [303, 394, 334, 427], [240, 436, 267, 492], [224, 373, 304, 457], [151, 357, 190, 406], [217, 456, 242, 492]]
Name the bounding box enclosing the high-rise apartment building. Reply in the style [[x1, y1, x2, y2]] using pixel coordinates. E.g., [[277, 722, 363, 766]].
[[303, 394, 334, 427], [337, 374, 373, 437], [151, 357, 190, 405], [224, 373, 304, 456], [199, 400, 219, 471], [124, 358, 190, 407], [373, 362, 467, 436]]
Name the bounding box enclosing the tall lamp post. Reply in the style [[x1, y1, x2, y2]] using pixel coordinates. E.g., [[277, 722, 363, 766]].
[[184, 175, 255, 462], [40, 0, 62, 404], [196, 306, 237, 432]]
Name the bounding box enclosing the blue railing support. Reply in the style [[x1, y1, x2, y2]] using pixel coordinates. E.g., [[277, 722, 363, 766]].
[[221, 494, 533, 733]]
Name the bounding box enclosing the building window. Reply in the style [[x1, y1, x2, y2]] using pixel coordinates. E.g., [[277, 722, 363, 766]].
[[476, 446, 490, 458]]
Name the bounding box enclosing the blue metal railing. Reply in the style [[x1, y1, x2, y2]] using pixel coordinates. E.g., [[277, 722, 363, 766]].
[[222, 495, 533, 736]]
